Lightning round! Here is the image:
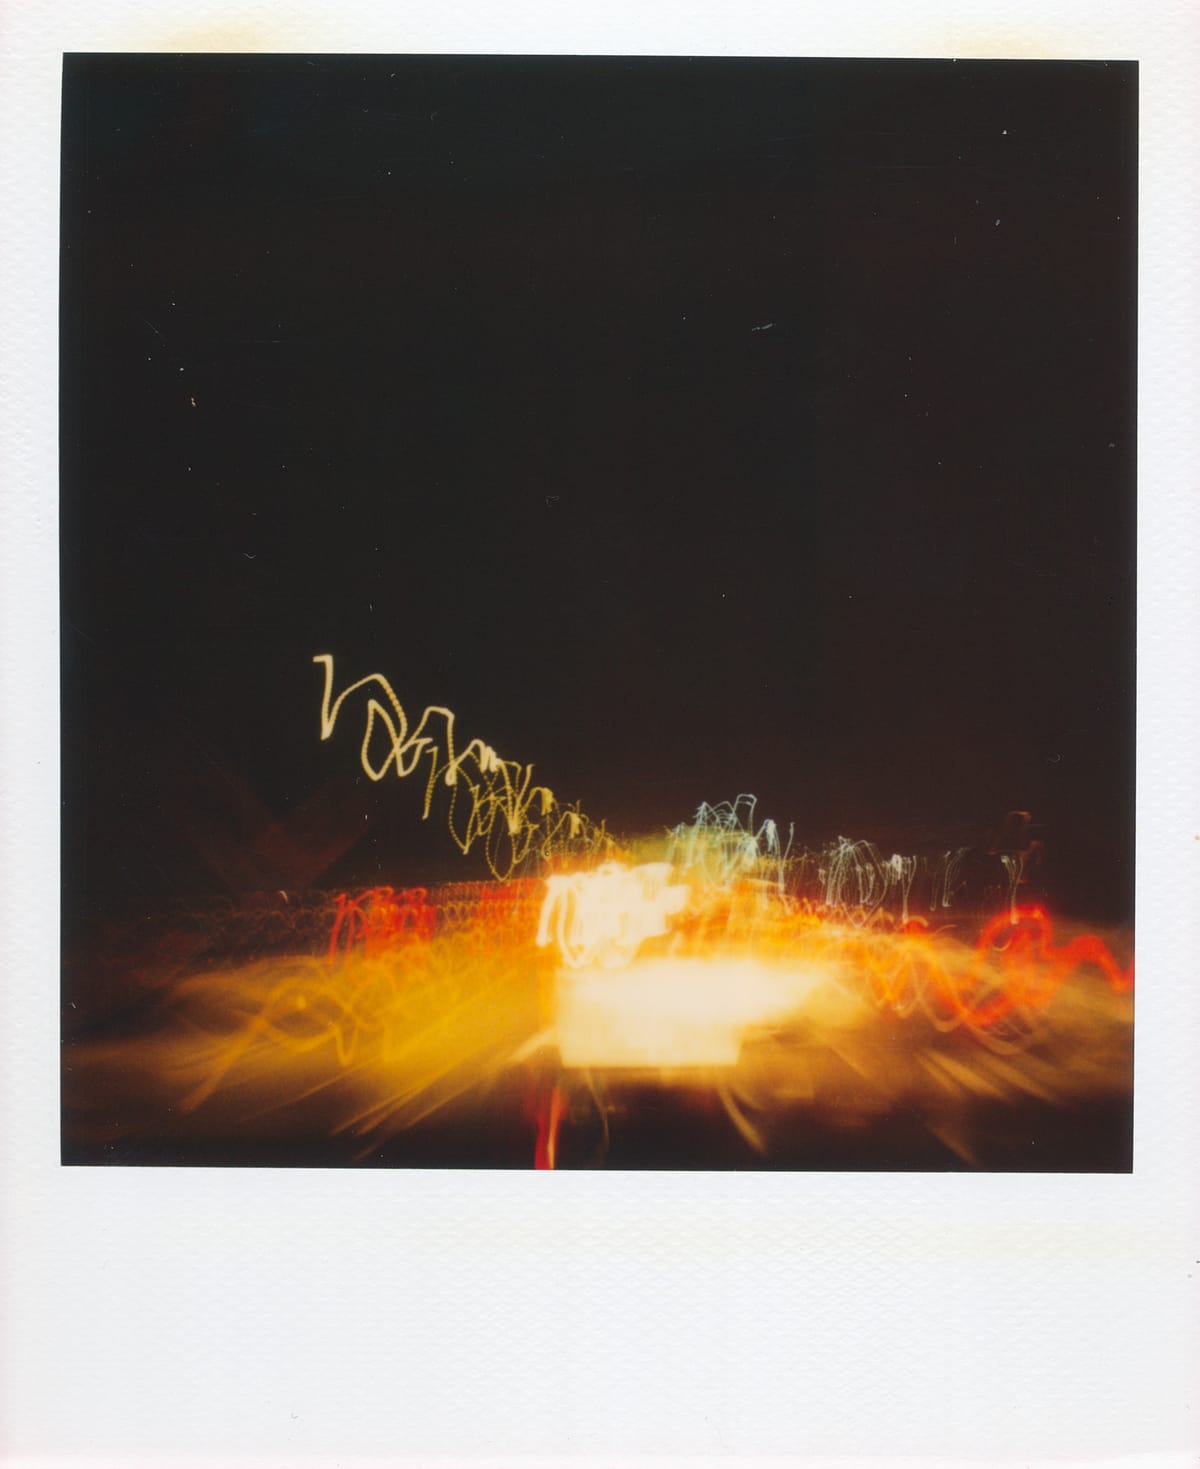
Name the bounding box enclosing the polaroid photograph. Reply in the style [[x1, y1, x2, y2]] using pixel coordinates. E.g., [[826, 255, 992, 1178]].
[[59, 53, 1136, 1175], [2, 5, 1198, 1466]]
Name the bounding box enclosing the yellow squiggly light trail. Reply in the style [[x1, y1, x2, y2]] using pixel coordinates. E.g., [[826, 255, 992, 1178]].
[[58, 668, 1133, 1170], [315, 653, 611, 879]]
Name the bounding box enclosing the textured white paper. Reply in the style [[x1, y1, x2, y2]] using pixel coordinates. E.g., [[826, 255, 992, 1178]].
[[1, 3, 1197, 1465]]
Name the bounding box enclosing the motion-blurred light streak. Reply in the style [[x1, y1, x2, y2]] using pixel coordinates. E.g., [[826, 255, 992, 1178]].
[[315, 654, 610, 879], [58, 663, 1134, 1169], [74, 858, 1130, 1168]]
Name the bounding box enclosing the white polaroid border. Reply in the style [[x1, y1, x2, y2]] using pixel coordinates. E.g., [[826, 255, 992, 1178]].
[[1, 3, 1197, 1466]]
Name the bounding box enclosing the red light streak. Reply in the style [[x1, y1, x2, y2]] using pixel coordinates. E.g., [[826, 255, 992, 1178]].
[[62, 661, 1132, 1167], [328, 886, 437, 961]]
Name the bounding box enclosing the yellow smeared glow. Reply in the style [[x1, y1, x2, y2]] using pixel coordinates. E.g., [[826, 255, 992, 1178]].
[[64, 685, 1135, 1168], [553, 955, 830, 1069], [62, 882, 1133, 1168], [64, 932, 553, 1155]]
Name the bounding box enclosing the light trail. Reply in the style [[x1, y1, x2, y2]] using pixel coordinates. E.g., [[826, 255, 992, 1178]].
[[63, 873, 1133, 1167], [314, 653, 611, 879], [666, 795, 792, 892], [59, 658, 1133, 1169], [537, 861, 689, 970], [136, 785, 1130, 1155]]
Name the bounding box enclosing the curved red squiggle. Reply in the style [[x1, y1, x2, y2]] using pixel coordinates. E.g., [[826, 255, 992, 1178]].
[[328, 886, 437, 961], [775, 902, 1132, 1036]]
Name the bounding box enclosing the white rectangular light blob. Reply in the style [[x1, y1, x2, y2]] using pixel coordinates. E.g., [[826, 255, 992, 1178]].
[[554, 956, 823, 1069]]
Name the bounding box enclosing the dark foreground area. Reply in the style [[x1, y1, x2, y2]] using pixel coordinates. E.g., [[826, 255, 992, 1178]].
[[63, 1078, 1132, 1173]]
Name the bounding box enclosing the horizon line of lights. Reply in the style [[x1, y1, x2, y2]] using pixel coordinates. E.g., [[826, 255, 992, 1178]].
[[314, 658, 1052, 922], [173, 869, 1132, 1131], [64, 664, 1134, 1170]]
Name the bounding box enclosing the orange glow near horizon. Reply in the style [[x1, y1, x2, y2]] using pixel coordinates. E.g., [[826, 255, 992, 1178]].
[[532, 863, 1132, 1072], [62, 871, 1133, 1168], [58, 661, 1133, 1163], [61, 669, 1133, 1168]]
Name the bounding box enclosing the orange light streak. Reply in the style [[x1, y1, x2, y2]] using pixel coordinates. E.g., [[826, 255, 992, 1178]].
[[63, 875, 1132, 1168]]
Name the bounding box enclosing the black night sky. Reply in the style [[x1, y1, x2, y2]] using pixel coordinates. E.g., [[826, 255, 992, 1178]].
[[60, 56, 1136, 933]]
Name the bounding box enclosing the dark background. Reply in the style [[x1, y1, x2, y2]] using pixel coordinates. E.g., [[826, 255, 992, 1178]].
[[60, 56, 1136, 938]]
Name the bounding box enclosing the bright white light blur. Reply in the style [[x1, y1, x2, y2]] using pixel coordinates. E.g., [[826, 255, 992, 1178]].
[[538, 860, 690, 969], [553, 956, 829, 1069]]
